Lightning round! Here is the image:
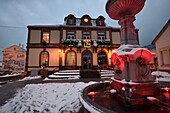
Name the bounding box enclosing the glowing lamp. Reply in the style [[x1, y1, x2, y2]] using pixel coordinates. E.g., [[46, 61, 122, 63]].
[[58, 49, 61, 53], [112, 49, 116, 53], [161, 87, 170, 92]]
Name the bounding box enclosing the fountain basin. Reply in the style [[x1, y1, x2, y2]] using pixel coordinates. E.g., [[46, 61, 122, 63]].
[[111, 78, 160, 105], [80, 82, 170, 113]]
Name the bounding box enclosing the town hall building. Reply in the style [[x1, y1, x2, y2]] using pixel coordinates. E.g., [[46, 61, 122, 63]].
[[26, 14, 139, 75]]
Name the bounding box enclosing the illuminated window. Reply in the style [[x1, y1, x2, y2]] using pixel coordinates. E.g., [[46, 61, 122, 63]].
[[98, 33, 105, 41], [43, 32, 49, 43], [67, 32, 75, 40], [66, 51, 76, 66], [83, 32, 90, 39], [40, 51, 49, 66], [84, 18, 89, 22]]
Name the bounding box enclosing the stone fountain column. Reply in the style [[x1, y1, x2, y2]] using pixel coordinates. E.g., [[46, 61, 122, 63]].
[[106, 0, 160, 105], [119, 16, 138, 45]]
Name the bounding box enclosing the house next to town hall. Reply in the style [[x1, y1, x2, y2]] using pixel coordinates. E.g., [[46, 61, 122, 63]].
[[26, 14, 139, 76], [2, 44, 26, 72], [152, 19, 170, 72]]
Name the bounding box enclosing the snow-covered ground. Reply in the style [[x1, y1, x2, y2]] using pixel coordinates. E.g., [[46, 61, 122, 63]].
[[18, 75, 42, 81], [0, 82, 97, 113], [151, 71, 170, 82], [0, 70, 170, 112]]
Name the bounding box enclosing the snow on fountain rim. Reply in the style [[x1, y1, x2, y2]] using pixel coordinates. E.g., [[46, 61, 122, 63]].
[[115, 44, 155, 56]]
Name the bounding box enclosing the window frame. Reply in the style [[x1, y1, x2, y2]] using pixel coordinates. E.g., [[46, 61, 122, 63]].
[[65, 50, 76, 66], [39, 50, 49, 67], [98, 51, 108, 65], [66, 32, 75, 40], [42, 31, 50, 43], [160, 48, 170, 66], [98, 32, 105, 41], [83, 32, 90, 40]]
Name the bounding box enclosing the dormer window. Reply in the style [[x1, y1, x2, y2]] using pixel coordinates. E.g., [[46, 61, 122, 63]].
[[65, 14, 76, 25], [80, 15, 92, 26], [96, 16, 105, 26], [99, 20, 103, 26], [84, 18, 89, 23], [68, 19, 74, 25]]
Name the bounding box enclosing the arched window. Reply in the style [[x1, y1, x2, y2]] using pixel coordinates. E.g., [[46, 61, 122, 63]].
[[66, 51, 76, 66], [98, 51, 108, 65], [40, 51, 49, 66]]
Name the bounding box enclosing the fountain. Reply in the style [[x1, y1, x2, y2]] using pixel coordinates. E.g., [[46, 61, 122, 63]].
[[106, 0, 160, 106], [79, 0, 169, 112]]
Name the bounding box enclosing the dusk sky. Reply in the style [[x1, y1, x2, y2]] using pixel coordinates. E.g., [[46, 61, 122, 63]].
[[0, 0, 170, 61]]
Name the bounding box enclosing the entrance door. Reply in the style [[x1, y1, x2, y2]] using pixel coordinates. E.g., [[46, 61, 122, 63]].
[[82, 51, 92, 70]]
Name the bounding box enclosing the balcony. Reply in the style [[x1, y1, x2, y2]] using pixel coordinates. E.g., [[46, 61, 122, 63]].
[[62, 39, 111, 47]]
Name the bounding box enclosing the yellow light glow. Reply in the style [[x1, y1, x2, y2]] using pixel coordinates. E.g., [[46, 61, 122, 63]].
[[112, 49, 116, 53], [84, 18, 88, 22], [58, 49, 61, 53]]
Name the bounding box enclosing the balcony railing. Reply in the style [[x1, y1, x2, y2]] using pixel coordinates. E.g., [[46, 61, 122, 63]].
[[62, 39, 111, 47]]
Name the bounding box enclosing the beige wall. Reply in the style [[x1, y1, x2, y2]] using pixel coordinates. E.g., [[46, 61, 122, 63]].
[[47, 49, 59, 66], [30, 30, 41, 43], [93, 53, 98, 65], [156, 24, 170, 49], [28, 68, 40, 71], [112, 32, 120, 44], [50, 30, 60, 43], [76, 30, 82, 39], [106, 31, 110, 40], [155, 24, 170, 70], [62, 30, 66, 40], [62, 52, 65, 66], [91, 31, 97, 40], [28, 49, 42, 66], [77, 53, 81, 66]]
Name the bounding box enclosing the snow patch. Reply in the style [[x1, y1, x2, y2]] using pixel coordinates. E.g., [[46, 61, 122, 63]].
[[19, 75, 41, 81], [0, 82, 97, 113]]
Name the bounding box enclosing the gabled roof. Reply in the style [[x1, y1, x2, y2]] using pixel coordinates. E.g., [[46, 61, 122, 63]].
[[152, 19, 170, 44], [4, 44, 26, 52]]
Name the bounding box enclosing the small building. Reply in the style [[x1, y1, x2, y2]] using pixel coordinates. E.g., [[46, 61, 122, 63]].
[[152, 19, 170, 72], [26, 14, 139, 75], [2, 44, 26, 72]]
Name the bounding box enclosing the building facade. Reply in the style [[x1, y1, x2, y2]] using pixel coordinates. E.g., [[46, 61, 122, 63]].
[[152, 19, 170, 72], [26, 14, 139, 75], [2, 44, 26, 72]]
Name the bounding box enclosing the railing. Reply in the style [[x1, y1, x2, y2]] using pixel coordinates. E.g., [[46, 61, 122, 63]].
[[62, 39, 111, 47]]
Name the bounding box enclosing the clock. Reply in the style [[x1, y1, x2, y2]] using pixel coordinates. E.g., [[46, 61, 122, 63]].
[[84, 18, 89, 22]]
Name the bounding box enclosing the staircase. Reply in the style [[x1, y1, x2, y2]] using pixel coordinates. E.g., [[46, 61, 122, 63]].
[[48, 70, 114, 79]]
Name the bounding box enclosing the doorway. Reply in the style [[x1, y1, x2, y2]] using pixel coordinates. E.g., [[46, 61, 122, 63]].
[[82, 51, 92, 70]]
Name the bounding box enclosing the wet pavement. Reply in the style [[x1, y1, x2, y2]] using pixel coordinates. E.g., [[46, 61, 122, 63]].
[[90, 93, 170, 113]]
